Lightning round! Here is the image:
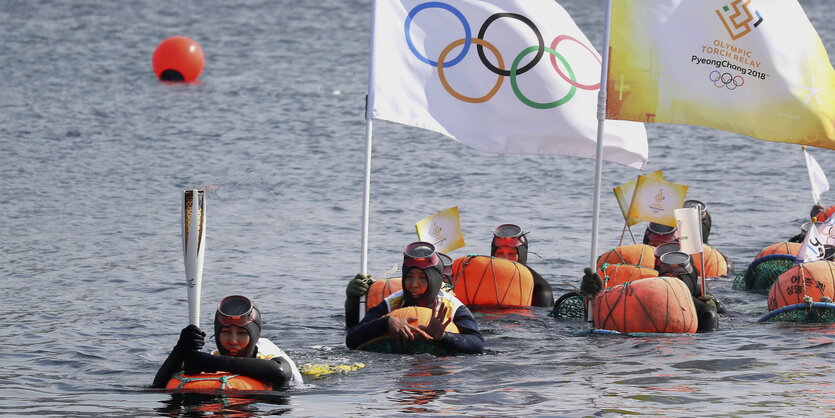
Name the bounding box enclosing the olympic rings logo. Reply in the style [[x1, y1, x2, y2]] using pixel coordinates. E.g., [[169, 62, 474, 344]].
[[709, 70, 744, 90], [404, 2, 601, 109]]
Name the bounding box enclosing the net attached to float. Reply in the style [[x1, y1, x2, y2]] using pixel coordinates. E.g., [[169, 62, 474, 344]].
[[732, 254, 797, 293], [759, 302, 835, 323], [551, 291, 587, 319]]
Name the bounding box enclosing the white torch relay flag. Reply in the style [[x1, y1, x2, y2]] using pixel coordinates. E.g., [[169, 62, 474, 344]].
[[674, 207, 704, 255], [804, 148, 829, 204], [367, 0, 648, 169]]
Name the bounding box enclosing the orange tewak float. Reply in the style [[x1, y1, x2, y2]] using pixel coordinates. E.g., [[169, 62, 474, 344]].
[[152, 36, 205, 82], [357, 306, 459, 354], [755, 242, 801, 259], [767, 260, 835, 311], [596, 263, 659, 289], [365, 277, 402, 312], [451, 256, 533, 307], [593, 276, 698, 333], [596, 244, 656, 270], [691, 244, 729, 278], [166, 371, 270, 391]]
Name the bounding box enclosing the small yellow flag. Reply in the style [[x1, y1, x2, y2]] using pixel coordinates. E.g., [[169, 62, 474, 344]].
[[626, 175, 688, 227], [613, 170, 665, 226], [415, 206, 466, 253]]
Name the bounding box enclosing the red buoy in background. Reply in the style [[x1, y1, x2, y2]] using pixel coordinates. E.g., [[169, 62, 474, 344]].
[[152, 36, 204, 82]]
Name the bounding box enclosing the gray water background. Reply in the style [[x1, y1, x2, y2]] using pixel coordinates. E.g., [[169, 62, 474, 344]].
[[1, 0, 833, 416]]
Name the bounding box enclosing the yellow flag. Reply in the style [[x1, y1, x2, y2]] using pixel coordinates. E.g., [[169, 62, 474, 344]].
[[626, 176, 688, 227], [613, 170, 665, 226], [415, 206, 466, 253]]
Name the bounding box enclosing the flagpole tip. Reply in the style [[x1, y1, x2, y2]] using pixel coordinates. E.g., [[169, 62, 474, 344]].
[[803, 146, 807, 150]]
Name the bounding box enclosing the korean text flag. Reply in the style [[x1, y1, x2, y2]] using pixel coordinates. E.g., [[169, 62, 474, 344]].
[[607, 0, 835, 149], [368, 0, 649, 169], [626, 175, 688, 227], [415, 206, 466, 253], [613, 170, 665, 226], [798, 221, 826, 263]]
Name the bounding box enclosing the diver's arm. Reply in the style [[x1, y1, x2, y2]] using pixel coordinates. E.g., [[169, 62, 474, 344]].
[[439, 306, 484, 354], [345, 302, 390, 349], [345, 274, 374, 328], [151, 350, 185, 388], [151, 325, 206, 388], [182, 351, 292, 388], [526, 266, 554, 307]]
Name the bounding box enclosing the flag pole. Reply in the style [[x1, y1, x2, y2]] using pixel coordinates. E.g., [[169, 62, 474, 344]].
[[359, 116, 373, 317], [588, 0, 614, 322]]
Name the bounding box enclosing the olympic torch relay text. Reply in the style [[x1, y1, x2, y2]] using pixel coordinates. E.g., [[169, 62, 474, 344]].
[[367, 0, 648, 169]]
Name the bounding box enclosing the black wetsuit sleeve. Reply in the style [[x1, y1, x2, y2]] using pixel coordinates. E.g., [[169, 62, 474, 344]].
[[182, 351, 292, 388], [345, 294, 361, 328], [345, 302, 390, 349], [526, 266, 555, 307], [151, 348, 186, 388], [439, 305, 484, 354]]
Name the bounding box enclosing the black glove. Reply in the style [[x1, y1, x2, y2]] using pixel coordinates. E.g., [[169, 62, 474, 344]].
[[346, 273, 374, 298], [183, 351, 226, 375], [174, 324, 206, 352], [579, 268, 602, 297], [697, 294, 717, 312], [811, 204, 825, 220]]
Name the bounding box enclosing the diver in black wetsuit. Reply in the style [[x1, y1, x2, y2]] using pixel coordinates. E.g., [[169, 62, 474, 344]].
[[490, 224, 555, 307], [151, 295, 302, 389], [346, 242, 484, 354]]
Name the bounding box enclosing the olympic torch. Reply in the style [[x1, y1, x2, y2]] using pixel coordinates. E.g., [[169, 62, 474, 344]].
[[183, 190, 206, 327]]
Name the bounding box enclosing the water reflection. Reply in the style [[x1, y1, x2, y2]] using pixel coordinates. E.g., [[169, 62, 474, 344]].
[[391, 359, 456, 414], [155, 392, 290, 417]]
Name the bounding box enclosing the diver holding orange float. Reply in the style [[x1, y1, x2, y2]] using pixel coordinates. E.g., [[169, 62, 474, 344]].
[[490, 224, 554, 307], [345, 242, 483, 354], [152, 295, 303, 390]]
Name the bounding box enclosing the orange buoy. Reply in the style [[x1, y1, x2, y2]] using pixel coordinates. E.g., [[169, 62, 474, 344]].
[[597, 244, 656, 269], [152, 36, 205, 82], [755, 242, 801, 259], [387, 306, 459, 335], [691, 244, 729, 278], [597, 263, 659, 289], [593, 276, 698, 333], [166, 371, 270, 391], [451, 256, 533, 307], [366, 277, 402, 312], [767, 260, 835, 311]]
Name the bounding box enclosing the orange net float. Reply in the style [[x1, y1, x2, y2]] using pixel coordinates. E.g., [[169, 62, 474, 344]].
[[450, 256, 533, 307], [593, 276, 698, 333], [596, 263, 659, 289], [690, 244, 729, 278], [357, 306, 459, 354], [152, 36, 205, 82], [767, 260, 835, 311], [166, 371, 270, 392], [596, 244, 656, 269], [755, 242, 801, 259], [365, 277, 402, 312]]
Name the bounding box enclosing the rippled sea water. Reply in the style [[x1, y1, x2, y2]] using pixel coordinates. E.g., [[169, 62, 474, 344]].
[[1, 0, 834, 416]]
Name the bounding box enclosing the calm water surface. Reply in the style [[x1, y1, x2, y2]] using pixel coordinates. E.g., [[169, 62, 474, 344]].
[[1, 0, 834, 416]]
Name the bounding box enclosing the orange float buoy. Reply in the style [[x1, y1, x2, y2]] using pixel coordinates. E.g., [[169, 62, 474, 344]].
[[451, 256, 533, 307], [593, 276, 698, 333], [166, 371, 270, 391], [597, 263, 659, 289], [366, 277, 402, 312], [152, 36, 205, 82], [755, 242, 801, 259], [767, 260, 835, 311], [596, 244, 656, 269], [387, 306, 459, 335], [691, 244, 729, 278]]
